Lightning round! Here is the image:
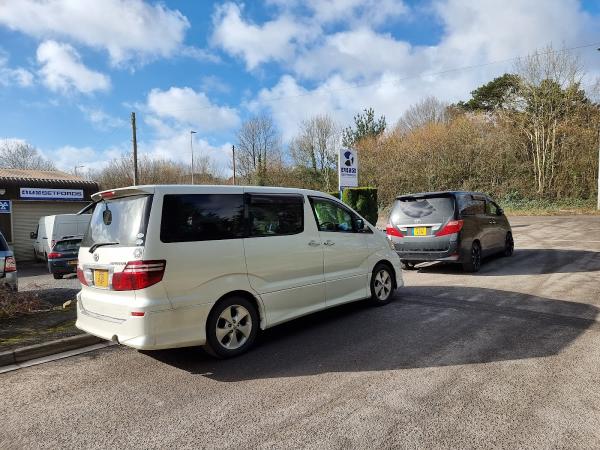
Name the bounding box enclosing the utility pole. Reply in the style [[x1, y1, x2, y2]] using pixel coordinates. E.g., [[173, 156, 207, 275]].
[[232, 145, 236, 185], [190, 130, 197, 184], [131, 112, 138, 186]]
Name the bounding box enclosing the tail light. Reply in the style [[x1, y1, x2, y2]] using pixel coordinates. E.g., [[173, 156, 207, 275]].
[[47, 252, 63, 259], [77, 267, 88, 286], [386, 225, 404, 238], [112, 260, 166, 291], [435, 219, 464, 237], [4, 256, 16, 272]]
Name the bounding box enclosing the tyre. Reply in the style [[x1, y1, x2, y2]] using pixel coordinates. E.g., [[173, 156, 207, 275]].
[[462, 241, 482, 273], [53, 273, 63, 280], [370, 264, 395, 306], [503, 232, 514, 257], [401, 260, 417, 270], [204, 296, 259, 358]]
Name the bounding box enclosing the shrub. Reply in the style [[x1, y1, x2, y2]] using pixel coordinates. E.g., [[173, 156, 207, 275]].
[[0, 289, 52, 319], [342, 187, 378, 224]]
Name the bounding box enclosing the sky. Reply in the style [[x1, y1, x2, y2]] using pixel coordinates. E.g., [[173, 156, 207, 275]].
[[0, 0, 599, 176]]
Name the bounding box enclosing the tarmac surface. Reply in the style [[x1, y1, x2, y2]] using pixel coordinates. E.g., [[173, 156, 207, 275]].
[[1, 215, 600, 449]]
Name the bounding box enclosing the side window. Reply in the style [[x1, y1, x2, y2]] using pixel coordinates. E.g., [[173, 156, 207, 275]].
[[248, 194, 303, 237], [459, 196, 485, 216], [160, 194, 245, 243], [310, 198, 354, 233]]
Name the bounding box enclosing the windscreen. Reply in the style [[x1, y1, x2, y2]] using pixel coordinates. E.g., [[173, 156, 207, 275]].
[[390, 196, 455, 225], [82, 195, 152, 248], [54, 239, 82, 252]]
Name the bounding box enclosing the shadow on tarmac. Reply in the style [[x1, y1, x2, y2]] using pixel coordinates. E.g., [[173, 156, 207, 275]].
[[415, 248, 600, 276], [145, 285, 598, 381]]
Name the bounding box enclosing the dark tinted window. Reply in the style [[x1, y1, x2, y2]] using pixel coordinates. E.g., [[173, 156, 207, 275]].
[[248, 194, 303, 237], [0, 232, 8, 251], [458, 196, 485, 216], [310, 198, 354, 232], [391, 196, 455, 225], [161, 194, 245, 243], [485, 200, 500, 216], [54, 239, 82, 252]]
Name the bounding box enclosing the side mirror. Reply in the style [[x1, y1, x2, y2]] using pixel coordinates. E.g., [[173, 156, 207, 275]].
[[497, 208, 504, 216], [356, 218, 369, 232], [30, 232, 37, 239]]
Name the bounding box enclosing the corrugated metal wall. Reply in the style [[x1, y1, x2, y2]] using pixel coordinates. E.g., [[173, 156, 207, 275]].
[[12, 201, 87, 262]]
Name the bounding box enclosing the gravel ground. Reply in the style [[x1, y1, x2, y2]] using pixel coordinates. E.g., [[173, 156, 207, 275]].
[[1, 216, 600, 449]]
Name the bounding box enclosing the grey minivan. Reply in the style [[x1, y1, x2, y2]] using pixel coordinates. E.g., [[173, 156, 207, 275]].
[[0, 231, 17, 291], [386, 191, 513, 272]]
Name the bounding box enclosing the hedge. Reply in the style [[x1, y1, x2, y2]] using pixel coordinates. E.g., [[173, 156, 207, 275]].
[[327, 188, 378, 224]]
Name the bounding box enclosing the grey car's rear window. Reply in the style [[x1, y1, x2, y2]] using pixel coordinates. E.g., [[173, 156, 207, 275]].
[[390, 196, 455, 225]]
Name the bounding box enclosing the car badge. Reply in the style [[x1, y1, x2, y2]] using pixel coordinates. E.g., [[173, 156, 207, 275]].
[[415, 219, 421, 223], [93, 253, 99, 262]]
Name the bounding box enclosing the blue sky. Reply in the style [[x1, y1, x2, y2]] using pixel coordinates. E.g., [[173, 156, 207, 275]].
[[0, 0, 599, 175]]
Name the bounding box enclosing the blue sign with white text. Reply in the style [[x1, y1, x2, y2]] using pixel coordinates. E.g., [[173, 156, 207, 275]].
[[0, 200, 11, 213]]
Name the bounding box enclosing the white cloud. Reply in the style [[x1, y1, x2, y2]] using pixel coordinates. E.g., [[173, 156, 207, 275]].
[[146, 86, 239, 133], [0, 0, 189, 65], [36, 40, 110, 94], [0, 50, 33, 87], [294, 28, 416, 80], [79, 106, 127, 130], [211, 2, 316, 70], [268, 0, 409, 27]]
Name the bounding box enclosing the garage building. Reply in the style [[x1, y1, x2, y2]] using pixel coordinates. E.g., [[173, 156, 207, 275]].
[[0, 169, 99, 263]]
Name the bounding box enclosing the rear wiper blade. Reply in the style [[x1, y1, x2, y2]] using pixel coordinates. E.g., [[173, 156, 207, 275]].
[[89, 242, 119, 253]]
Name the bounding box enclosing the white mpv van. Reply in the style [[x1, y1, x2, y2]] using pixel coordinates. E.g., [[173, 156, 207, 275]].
[[76, 185, 403, 357]]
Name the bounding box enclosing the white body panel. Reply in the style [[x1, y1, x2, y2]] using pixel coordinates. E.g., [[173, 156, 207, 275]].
[[34, 214, 90, 258], [76, 185, 403, 350]]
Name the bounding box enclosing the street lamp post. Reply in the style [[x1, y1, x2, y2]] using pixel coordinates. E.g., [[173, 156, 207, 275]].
[[190, 130, 197, 184]]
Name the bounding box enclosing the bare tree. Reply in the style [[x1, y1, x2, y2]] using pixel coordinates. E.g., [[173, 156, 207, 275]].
[[396, 96, 449, 133], [0, 140, 56, 170], [236, 114, 281, 185], [89, 154, 224, 190], [289, 114, 340, 191], [513, 45, 585, 194]]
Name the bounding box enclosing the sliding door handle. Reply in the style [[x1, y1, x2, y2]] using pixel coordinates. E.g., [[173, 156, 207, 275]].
[[308, 240, 321, 247]]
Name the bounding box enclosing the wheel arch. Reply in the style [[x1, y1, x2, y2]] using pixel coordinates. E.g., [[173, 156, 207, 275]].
[[374, 259, 398, 289], [212, 290, 266, 330]]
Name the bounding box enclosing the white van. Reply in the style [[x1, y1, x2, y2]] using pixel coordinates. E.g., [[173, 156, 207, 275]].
[[31, 214, 91, 261], [75, 185, 403, 357]]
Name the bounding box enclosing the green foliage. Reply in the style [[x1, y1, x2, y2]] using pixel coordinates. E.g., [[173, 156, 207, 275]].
[[342, 108, 386, 147], [457, 73, 521, 111], [341, 187, 378, 224], [327, 191, 341, 199]]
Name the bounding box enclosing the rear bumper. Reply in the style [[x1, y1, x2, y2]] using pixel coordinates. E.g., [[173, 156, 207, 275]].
[[75, 292, 213, 350], [48, 259, 78, 274], [396, 250, 460, 262]]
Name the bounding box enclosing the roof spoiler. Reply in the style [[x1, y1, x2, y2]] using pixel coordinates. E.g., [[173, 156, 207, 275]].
[[396, 192, 454, 201], [91, 186, 154, 202]]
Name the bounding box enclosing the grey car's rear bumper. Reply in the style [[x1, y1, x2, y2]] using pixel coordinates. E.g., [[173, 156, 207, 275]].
[[394, 239, 461, 262]]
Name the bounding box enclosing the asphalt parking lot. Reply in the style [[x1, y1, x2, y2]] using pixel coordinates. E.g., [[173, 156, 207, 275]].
[[2, 215, 600, 449]]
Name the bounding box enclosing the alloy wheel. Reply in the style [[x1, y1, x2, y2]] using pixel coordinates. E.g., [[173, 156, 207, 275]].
[[374, 269, 393, 301], [215, 305, 252, 350]]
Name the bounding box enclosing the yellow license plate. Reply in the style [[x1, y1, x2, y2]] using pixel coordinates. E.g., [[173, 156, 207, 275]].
[[93, 269, 109, 288], [413, 227, 427, 236], [68, 260, 78, 266]]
